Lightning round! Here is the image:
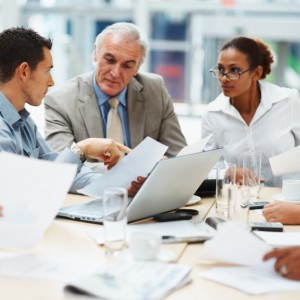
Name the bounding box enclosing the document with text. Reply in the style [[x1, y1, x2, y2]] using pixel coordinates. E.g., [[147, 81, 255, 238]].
[[0, 253, 192, 300]]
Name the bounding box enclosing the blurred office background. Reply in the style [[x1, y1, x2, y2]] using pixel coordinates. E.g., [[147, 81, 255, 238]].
[[1, 0, 300, 143]]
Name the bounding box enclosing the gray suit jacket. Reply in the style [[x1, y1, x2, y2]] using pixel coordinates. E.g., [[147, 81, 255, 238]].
[[44, 71, 186, 157]]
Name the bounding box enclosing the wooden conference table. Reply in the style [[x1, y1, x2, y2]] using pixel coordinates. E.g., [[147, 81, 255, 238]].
[[1, 187, 300, 300]]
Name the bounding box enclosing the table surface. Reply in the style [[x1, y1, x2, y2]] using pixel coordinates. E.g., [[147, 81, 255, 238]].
[[1, 186, 300, 300]]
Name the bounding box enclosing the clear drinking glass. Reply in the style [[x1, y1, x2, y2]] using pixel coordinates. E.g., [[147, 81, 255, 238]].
[[215, 161, 237, 220], [242, 153, 262, 201], [103, 187, 128, 256], [242, 153, 262, 226]]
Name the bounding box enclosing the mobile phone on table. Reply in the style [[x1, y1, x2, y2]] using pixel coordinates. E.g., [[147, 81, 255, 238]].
[[240, 201, 270, 209], [250, 221, 283, 232]]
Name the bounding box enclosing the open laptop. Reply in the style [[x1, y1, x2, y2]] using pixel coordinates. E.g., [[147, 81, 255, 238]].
[[57, 148, 223, 223]]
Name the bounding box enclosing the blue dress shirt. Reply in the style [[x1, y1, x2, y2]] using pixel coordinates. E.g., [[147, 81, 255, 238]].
[[0, 92, 101, 193], [93, 74, 131, 147]]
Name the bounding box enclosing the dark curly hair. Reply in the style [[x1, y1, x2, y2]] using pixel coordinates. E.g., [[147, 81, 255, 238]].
[[221, 36, 274, 80], [0, 27, 52, 83]]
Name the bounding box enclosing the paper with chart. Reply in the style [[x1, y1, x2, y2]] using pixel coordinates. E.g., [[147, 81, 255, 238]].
[[269, 145, 300, 175], [0, 152, 76, 249], [78, 137, 168, 197]]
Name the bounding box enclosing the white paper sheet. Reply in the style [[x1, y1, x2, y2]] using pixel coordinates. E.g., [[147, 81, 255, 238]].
[[177, 134, 212, 157], [66, 261, 191, 300], [197, 222, 300, 295], [78, 137, 168, 197], [0, 152, 76, 249], [201, 266, 300, 295], [200, 222, 273, 269], [87, 218, 216, 245], [0, 253, 191, 300], [254, 231, 300, 248], [0, 253, 98, 282], [269, 146, 300, 176]]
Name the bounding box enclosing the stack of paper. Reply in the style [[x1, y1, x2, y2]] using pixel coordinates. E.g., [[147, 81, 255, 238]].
[[66, 261, 191, 300], [0, 253, 191, 300]]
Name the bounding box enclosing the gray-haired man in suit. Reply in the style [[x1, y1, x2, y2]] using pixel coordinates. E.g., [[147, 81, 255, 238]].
[[44, 22, 186, 159]]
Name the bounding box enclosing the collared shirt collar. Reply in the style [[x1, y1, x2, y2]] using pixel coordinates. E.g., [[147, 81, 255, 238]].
[[207, 81, 290, 113], [0, 91, 30, 128], [92, 73, 128, 107]]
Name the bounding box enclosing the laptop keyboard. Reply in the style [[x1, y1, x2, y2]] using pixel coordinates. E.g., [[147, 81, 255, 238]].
[[61, 199, 104, 218], [59, 197, 133, 222]]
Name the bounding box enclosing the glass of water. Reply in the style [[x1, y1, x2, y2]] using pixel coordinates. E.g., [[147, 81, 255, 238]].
[[215, 161, 237, 220], [103, 187, 128, 256], [242, 153, 262, 201]]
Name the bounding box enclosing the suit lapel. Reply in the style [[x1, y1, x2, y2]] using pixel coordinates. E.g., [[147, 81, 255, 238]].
[[127, 78, 146, 148], [78, 75, 104, 138]]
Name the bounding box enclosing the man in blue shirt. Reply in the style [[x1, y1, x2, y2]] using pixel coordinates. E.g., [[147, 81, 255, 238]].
[[0, 27, 142, 195]]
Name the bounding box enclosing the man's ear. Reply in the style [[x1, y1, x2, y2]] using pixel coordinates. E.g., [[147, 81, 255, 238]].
[[92, 44, 97, 63], [17, 62, 30, 81]]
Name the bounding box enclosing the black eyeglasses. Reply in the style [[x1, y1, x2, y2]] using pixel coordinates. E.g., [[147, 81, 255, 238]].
[[210, 66, 251, 80]]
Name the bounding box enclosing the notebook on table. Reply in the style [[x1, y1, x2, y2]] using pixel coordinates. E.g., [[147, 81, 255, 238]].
[[57, 148, 223, 223]]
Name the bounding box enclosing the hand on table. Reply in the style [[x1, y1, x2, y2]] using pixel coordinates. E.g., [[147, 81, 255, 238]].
[[262, 202, 300, 225], [264, 247, 300, 280]]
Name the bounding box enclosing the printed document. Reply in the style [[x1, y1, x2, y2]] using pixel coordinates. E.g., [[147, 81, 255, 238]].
[[0, 253, 192, 300], [65, 261, 191, 300], [0, 152, 76, 249]]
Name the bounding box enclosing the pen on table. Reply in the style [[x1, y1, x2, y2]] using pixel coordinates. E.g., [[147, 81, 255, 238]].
[[161, 235, 211, 244]]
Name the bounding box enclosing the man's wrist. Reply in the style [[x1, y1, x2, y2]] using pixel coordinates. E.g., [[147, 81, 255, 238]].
[[68, 142, 87, 163]]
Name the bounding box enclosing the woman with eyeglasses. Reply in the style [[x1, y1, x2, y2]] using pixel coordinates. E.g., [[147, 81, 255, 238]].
[[202, 36, 300, 187]]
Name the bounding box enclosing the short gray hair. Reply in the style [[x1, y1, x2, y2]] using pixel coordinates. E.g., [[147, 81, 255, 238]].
[[95, 22, 148, 65]]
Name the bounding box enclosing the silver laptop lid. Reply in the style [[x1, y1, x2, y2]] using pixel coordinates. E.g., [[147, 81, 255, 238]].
[[127, 148, 223, 222]]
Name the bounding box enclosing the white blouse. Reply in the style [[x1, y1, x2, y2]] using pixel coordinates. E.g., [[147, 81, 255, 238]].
[[201, 81, 300, 187]]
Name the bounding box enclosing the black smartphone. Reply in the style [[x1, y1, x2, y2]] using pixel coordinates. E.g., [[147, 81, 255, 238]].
[[241, 201, 270, 209], [250, 221, 284, 232], [153, 212, 193, 222], [205, 217, 226, 230]]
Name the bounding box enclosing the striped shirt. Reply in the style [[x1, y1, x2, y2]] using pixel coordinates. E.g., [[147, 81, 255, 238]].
[[202, 81, 300, 187]]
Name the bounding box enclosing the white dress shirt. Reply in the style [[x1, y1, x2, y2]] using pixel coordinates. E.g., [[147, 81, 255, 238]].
[[202, 81, 300, 187]]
